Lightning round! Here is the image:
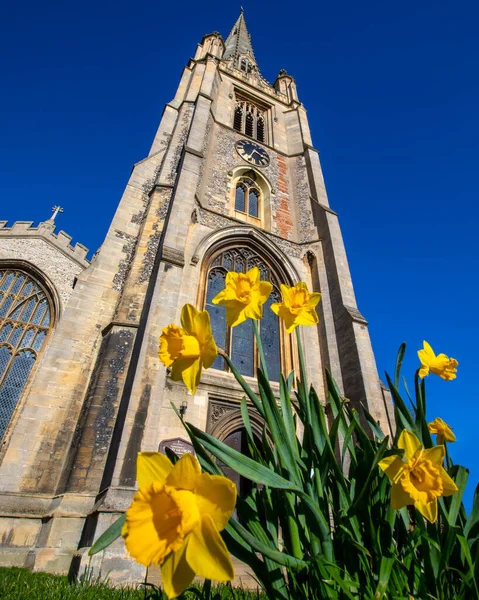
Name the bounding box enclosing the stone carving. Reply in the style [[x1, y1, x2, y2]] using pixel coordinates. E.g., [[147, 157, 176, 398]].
[[209, 401, 235, 426]]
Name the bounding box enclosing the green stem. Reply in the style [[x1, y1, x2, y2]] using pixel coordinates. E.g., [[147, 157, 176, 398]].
[[295, 327, 309, 416], [253, 319, 269, 381]]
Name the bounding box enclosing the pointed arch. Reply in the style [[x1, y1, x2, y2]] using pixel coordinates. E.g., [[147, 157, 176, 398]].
[[196, 229, 299, 380], [0, 261, 58, 443], [230, 167, 273, 230]]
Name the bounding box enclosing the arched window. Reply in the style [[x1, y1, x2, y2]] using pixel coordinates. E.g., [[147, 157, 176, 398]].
[[234, 174, 261, 221], [204, 247, 282, 381], [0, 268, 54, 441], [233, 99, 268, 143], [233, 106, 243, 133]]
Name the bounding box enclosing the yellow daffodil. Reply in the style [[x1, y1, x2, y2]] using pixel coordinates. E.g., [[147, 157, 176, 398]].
[[122, 452, 237, 599], [211, 266, 273, 327], [159, 304, 217, 395], [270, 281, 321, 334], [428, 417, 456, 444], [417, 341, 458, 381], [379, 430, 458, 522]]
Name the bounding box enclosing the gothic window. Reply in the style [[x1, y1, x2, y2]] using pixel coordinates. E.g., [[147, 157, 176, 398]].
[[233, 106, 243, 133], [233, 99, 268, 143], [234, 175, 261, 220], [204, 248, 282, 381], [0, 268, 54, 441], [240, 58, 249, 73]]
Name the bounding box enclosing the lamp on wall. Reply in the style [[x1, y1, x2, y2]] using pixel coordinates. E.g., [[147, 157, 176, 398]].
[[179, 401, 188, 418]]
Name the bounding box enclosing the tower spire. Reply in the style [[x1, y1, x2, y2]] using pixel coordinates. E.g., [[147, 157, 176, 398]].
[[223, 10, 257, 66]]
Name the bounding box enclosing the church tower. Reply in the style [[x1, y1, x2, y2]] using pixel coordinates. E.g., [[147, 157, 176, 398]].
[[0, 12, 393, 580]]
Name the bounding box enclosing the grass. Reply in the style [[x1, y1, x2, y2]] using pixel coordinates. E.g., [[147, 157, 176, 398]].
[[0, 567, 266, 600]]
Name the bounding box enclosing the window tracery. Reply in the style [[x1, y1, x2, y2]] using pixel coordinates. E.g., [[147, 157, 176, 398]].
[[204, 247, 282, 381], [0, 268, 54, 441], [234, 175, 261, 220], [233, 99, 266, 143]]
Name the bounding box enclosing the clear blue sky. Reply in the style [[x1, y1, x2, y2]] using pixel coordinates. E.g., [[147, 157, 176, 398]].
[[1, 1, 478, 508]]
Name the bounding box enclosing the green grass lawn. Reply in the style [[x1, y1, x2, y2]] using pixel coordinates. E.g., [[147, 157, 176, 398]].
[[0, 567, 265, 600]]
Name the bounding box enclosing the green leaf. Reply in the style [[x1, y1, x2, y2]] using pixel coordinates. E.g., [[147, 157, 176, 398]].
[[394, 343, 406, 388], [446, 466, 469, 527], [374, 556, 395, 599], [88, 513, 126, 556], [222, 354, 265, 418], [186, 422, 300, 491], [465, 482, 479, 540], [279, 373, 299, 458], [228, 518, 308, 570], [385, 372, 415, 429]]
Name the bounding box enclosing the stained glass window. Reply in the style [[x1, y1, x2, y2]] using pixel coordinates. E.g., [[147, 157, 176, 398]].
[[234, 177, 261, 220], [0, 268, 54, 441], [204, 248, 283, 381]]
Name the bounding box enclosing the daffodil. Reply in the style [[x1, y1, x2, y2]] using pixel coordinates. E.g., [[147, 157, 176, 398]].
[[211, 266, 273, 327], [428, 417, 456, 444], [122, 452, 237, 599], [417, 341, 458, 381], [270, 281, 321, 333], [159, 304, 217, 394], [379, 430, 458, 522]]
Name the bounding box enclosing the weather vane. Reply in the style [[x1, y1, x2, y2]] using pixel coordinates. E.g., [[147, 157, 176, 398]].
[[50, 205, 64, 222]]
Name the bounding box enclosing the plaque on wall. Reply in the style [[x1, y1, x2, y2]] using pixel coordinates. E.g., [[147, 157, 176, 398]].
[[159, 437, 196, 458]]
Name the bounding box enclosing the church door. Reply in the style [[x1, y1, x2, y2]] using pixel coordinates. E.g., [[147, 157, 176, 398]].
[[221, 428, 258, 498]]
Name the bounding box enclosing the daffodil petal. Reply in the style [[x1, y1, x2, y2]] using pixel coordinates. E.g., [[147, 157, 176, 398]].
[[227, 305, 247, 328], [378, 455, 404, 481], [422, 445, 445, 467], [196, 473, 237, 531], [258, 281, 273, 303], [415, 499, 437, 523], [181, 358, 202, 395], [166, 453, 201, 491], [170, 357, 197, 382], [423, 341, 436, 358], [295, 310, 318, 327], [180, 304, 198, 336], [398, 430, 421, 461], [186, 515, 234, 582], [160, 541, 195, 599], [308, 292, 322, 308], [137, 452, 174, 489], [202, 334, 218, 369], [439, 468, 459, 497], [391, 482, 413, 510], [246, 266, 260, 285], [418, 365, 430, 379], [244, 301, 262, 321]]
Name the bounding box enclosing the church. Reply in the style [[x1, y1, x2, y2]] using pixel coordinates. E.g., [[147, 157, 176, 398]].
[[0, 11, 393, 582]]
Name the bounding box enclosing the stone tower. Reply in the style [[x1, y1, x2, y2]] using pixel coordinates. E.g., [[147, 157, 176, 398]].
[[0, 12, 393, 581]]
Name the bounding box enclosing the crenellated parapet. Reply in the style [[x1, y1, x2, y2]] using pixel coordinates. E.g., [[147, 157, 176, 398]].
[[0, 220, 90, 267]]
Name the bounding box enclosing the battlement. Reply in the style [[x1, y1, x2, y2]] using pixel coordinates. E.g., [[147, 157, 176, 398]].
[[0, 220, 90, 266]]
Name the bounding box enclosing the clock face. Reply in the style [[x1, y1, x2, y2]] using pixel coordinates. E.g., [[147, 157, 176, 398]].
[[235, 139, 270, 167]]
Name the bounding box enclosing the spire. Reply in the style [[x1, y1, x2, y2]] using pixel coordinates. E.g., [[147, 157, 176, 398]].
[[223, 10, 257, 65]]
